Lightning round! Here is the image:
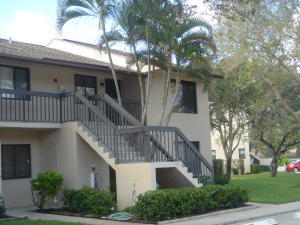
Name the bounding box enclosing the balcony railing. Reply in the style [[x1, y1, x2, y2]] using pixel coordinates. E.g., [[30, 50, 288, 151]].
[[0, 89, 141, 123], [0, 88, 213, 183]]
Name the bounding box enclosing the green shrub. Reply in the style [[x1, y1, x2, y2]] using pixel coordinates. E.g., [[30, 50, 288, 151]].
[[213, 159, 224, 175], [232, 159, 245, 175], [31, 170, 64, 210], [260, 165, 270, 172], [279, 157, 290, 166], [134, 185, 249, 222], [62, 188, 115, 216], [213, 159, 229, 185], [251, 164, 261, 174], [214, 174, 230, 185], [0, 195, 6, 217]]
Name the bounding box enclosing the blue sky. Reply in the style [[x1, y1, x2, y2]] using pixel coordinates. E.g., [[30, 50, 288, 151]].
[[0, 0, 213, 47]]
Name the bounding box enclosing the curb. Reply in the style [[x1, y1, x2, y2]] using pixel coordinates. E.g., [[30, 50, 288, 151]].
[[216, 208, 300, 225], [158, 205, 260, 225]]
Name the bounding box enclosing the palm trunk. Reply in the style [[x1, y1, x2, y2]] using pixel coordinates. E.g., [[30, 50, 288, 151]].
[[141, 25, 153, 125], [162, 74, 181, 126], [99, 9, 122, 106], [132, 44, 145, 123], [158, 53, 172, 125]]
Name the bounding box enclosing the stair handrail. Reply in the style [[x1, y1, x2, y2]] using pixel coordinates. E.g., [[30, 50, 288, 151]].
[[102, 93, 141, 126], [75, 92, 117, 128], [77, 92, 213, 182]]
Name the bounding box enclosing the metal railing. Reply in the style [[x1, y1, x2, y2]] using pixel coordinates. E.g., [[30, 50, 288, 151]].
[[85, 93, 214, 184], [0, 88, 213, 184]]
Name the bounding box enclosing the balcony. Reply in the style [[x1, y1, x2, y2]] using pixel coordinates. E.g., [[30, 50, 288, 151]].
[[0, 88, 141, 124]]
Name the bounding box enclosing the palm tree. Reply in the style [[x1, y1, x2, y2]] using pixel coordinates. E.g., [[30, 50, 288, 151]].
[[142, 2, 216, 125], [103, 0, 148, 123], [57, 0, 122, 105]]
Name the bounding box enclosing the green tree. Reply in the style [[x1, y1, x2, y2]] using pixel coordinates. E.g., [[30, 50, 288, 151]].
[[209, 60, 259, 177], [105, 0, 216, 125], [57, 0, 122, 105], [205, 0, 300, 126], [250, 101, 300, 177]]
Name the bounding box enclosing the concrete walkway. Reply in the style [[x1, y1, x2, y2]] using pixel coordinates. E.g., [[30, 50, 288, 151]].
[[159, 201, 300, 225], [7, 207, 149, 225]]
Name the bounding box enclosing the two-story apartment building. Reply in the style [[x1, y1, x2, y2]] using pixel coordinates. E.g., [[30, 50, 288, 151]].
[[0, 38, 214, 209], [211, 131, 251, 173]]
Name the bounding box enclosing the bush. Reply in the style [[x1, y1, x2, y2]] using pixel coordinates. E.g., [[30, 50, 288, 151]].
[[232, 159, 245, 175], [213, 159, 224, 175], [251, 164, 261, 174], [0, 195, 6, 217], [134, 185, 249, 222], [213, 159, 229, 185], [260, 165, 270, 172], [279, 157, 290, 166], [62, 187, 115, 216], [214, 174, 230, 185], [31, 170, 64, 210]]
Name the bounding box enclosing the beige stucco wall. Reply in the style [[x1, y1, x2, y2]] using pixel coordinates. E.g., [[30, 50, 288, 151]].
[[146, 71, 212, 163], [76, 135, 110, 190], [211, 131, 251, 173], [0, 58, 140, 101], [0, 129, 40, 208], [0, 122, 111, 208], [48, 39, 133, 71]]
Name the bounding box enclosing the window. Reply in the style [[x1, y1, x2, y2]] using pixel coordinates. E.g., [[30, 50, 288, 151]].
[[239, 148, 245, 159], [171, 80, 197, 113], [0, 66, 30, 97], [191, 141, 200, 152], [212, 150, 216, 160], [1, 144, 31, 180], [74, 74, 97, 98]]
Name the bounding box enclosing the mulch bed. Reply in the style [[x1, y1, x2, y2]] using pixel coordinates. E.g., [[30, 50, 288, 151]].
[[33, 208, 153, 224], [0, 215, 23, 222]]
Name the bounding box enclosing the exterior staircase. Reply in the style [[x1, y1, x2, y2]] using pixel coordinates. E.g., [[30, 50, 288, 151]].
[[73, 92, 213, 186]]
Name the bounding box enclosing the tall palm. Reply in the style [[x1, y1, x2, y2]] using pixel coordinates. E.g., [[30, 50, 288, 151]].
[[57, 0, 122, 105], [144, 4, 216, 125], [103, 0, 148, 122]]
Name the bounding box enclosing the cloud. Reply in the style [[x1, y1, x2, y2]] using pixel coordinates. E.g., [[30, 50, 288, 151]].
[[3, 10, 56, 45]]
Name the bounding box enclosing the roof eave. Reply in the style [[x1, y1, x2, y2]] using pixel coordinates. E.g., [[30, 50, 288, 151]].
[[0, 53, 138, 75]]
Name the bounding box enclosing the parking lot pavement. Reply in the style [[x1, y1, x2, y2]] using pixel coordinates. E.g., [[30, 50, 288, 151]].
[[233, 211, 300, 225]]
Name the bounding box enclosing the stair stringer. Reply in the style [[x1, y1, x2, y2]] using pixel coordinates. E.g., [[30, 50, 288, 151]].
[[73, 121, 117, 170], [152, 161, 202, 188]]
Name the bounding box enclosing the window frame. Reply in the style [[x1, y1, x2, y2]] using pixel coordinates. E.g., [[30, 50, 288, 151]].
[[239, 148, 246, 160], [0, 64, 30, 91], [212, 150, 216, 160], [171, 79, 198, 114], [1, 144, 32, 180]]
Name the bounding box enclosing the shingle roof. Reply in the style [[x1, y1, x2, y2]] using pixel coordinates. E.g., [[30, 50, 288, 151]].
[[0, 38, 133, 73]]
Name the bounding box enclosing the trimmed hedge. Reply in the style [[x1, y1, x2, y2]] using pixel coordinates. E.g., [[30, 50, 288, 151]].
[[213, 159, 230, 185], [251, 164, 261, 174], [62, 188, 115, 216], [0, 195, 6, 216], [134, 184, 249, 221]]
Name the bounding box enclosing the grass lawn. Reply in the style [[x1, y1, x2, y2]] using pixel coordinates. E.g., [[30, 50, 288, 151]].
[[231, 172, 300, 204], [1, 219, 87, 225]]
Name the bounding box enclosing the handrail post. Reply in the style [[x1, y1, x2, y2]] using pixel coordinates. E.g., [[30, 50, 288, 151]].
[[60, 94, 63, 123]]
